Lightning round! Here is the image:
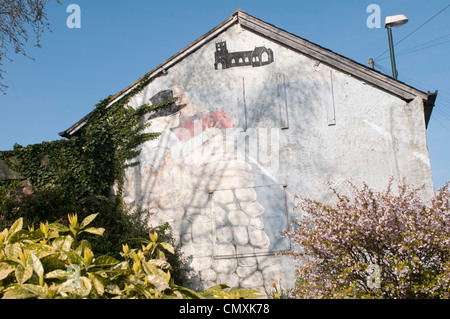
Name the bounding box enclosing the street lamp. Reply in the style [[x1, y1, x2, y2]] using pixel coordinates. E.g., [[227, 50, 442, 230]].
[[385, 14, 408, 80]]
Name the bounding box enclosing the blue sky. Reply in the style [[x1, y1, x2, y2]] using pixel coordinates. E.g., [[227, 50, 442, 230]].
[[0, 0, 449, 190]]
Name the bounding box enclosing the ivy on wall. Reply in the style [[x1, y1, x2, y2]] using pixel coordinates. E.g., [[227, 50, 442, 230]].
[[0, 74, 176, 203], [0, 180, 20, 208]]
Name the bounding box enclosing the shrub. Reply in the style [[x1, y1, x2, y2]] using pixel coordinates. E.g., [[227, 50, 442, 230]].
[[0, 187, 189, 285], [0, 214, 262, 299], [281, 180, 450, 299], [1, 188, 143, 256], [0, 180, 20, 210]]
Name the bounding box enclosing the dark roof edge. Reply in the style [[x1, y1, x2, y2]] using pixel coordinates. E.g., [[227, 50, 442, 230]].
[[60, 9, 437, 138], [424, 90, 438, 128]]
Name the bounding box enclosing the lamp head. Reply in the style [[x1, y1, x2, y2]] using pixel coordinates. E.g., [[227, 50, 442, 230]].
[[385, 14, 409, 28]]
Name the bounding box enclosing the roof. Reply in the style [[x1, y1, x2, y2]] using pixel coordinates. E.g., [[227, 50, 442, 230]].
[[252, 46, 271, 56], [60, 9, 437, 138], [0, 159, 24, 181]]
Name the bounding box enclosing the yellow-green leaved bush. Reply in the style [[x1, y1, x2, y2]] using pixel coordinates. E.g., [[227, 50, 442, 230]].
[[0, 213, 262, 299]]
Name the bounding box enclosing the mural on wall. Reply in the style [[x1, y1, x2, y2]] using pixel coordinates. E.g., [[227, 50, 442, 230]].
[[146, 90, 186, 121], [174, 107, 235, 142], [214, 41, 274, 70], [123, 89, 287, 292]]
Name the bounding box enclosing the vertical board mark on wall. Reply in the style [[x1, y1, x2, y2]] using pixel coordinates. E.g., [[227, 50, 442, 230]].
[[328, 70, 337, 126], [277, 73, 289, 129], [243, 77, 248, 131], [242, 73, 288, 129], [282, 184, 291, 251]]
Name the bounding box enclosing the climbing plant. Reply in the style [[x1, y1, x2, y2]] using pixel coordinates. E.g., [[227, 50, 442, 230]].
[[0, 74, 176, 203], [0, 180, 20, 210], [0, 75, 183, 271]]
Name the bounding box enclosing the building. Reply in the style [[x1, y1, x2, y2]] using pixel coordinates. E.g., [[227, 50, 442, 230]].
[[60, 9, 437, 294]]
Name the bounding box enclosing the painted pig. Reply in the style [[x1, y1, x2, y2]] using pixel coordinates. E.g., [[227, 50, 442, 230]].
[[174, 107, 235, 142]]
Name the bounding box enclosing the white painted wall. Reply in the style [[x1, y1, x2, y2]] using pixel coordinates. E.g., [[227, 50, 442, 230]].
[[122, 24, 434, 293]]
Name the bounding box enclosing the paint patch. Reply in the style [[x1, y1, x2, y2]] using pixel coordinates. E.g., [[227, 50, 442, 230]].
[[174, 108, 235, 142], [413, 151, 431, 167]]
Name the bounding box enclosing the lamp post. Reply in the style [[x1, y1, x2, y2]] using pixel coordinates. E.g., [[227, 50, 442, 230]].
[[384, 14, 408, 80]]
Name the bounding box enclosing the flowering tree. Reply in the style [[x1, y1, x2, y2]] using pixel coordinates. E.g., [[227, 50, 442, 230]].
[[282, 180, 450, 299]]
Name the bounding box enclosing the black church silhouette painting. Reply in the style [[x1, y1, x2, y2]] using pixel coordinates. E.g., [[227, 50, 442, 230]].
[[214, 41, 274, 70]]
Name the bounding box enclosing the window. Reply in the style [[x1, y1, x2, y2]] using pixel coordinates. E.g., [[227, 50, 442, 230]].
[[261, 52, 269, 63]]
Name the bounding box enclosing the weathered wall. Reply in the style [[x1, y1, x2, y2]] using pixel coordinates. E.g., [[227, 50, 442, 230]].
[[121, 24, 434, 293]]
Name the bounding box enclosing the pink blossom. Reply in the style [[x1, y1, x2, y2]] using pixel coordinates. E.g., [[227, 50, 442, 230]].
[[280, 179, 450, 299]]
